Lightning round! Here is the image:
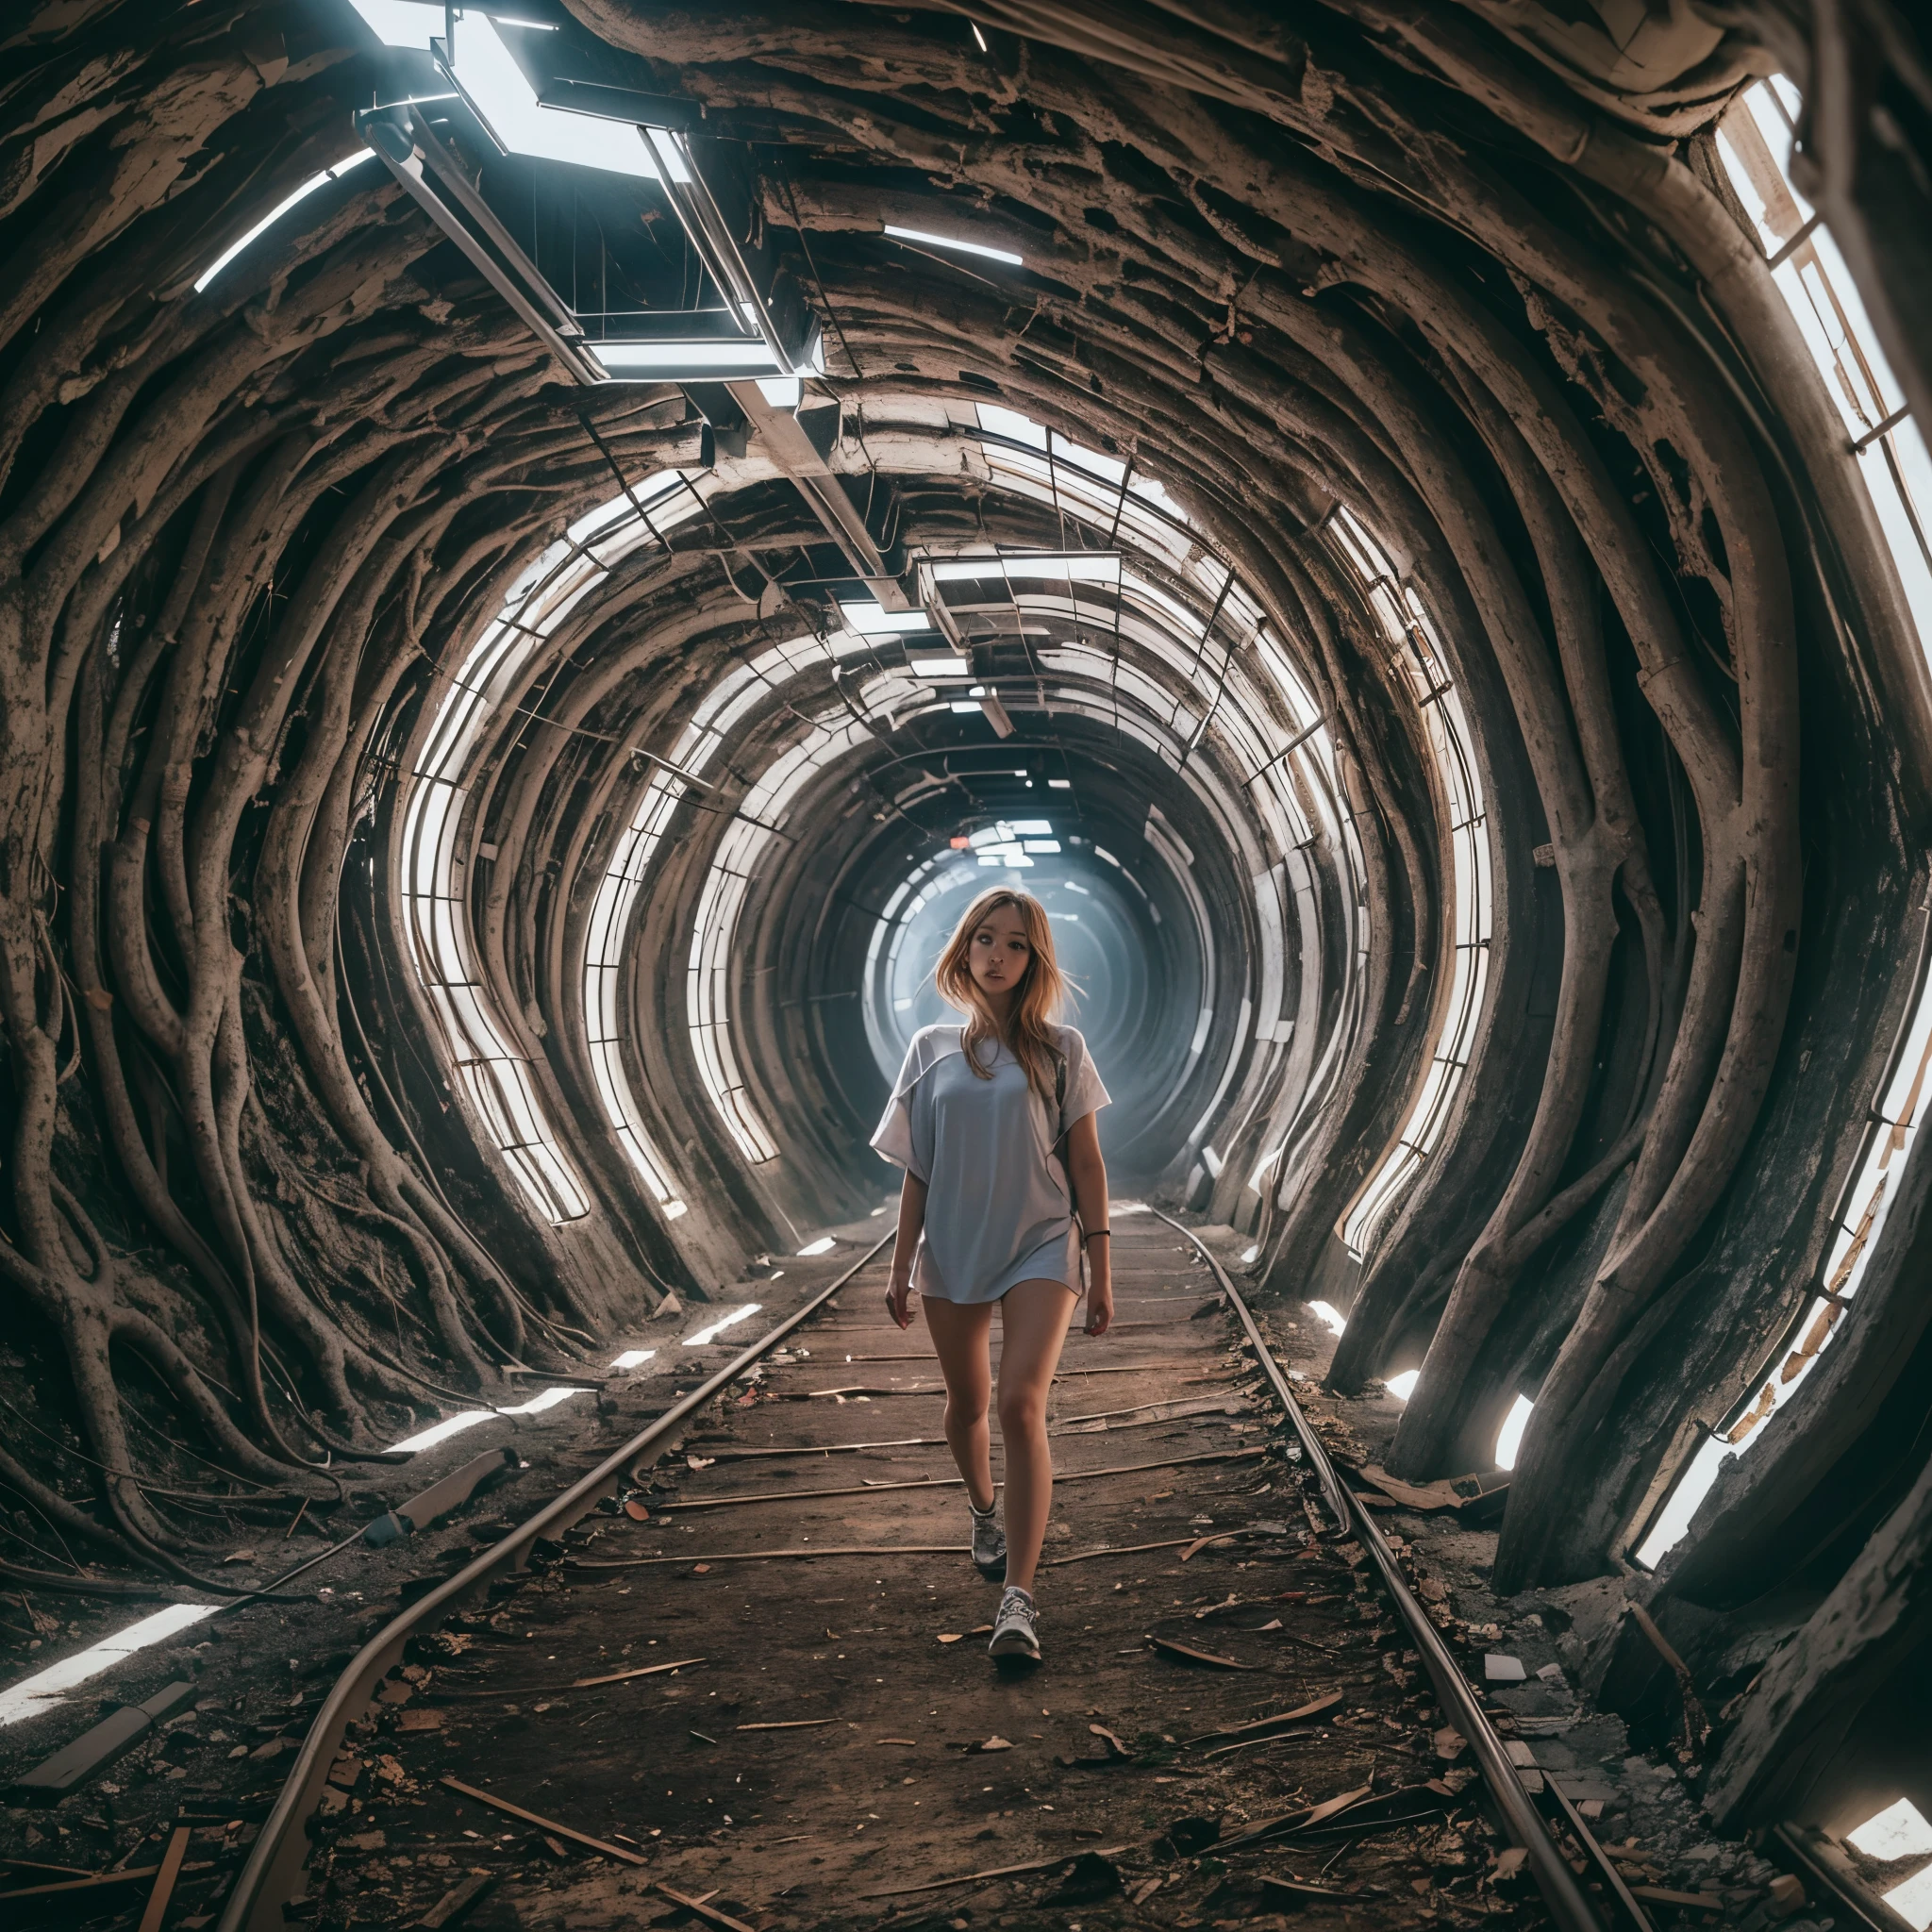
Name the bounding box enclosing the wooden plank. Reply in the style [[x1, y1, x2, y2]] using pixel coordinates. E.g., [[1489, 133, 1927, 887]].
[[137, 1826, 192, 1932], [658, 1882, 757, 1932], [857, 1846, 1129, 1900], [0, 1859, 212, 1901], [440, 1777, 646, 1864], [649, 1446, 1263, 1514], [570, 1657, 706, 1688], [1145, 1634, 1256, 1670]]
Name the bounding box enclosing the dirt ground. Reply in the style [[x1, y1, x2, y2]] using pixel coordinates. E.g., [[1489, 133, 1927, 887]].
[[0, 1211, 1803, 1931], [274, 1213, 1555, 1932]]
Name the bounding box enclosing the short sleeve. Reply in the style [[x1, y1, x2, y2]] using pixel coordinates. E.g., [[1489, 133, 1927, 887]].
[[1057, 1027, 1111, 1136], [870, 1030, 950, 1181]]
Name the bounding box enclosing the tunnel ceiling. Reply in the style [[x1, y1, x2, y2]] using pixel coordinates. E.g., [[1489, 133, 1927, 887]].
[[3, 0, 1932, 1840]]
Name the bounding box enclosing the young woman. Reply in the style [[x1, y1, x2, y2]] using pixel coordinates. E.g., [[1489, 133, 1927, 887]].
[[871, 887, 1112, 1663]]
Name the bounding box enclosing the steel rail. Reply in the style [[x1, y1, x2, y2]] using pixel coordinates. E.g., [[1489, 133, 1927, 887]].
[[1152, 1208, 1607, 1932], [218, 1234, 892, 1932]]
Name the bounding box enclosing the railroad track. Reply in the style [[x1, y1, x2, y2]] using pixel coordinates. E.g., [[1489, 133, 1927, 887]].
[[219, 1213, 1623, 1932]]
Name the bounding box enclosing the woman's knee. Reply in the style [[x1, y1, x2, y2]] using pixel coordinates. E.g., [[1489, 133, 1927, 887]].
[[945, 1390, 990, 1433], [997, 1384, 1048, 1438]]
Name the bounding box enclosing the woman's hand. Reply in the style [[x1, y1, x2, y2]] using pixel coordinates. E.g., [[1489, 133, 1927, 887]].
[[884, 1174, 925, 1330], [1083, 1242, 1113, 1337]]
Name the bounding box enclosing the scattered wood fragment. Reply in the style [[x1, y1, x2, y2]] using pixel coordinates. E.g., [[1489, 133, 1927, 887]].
[[1630, 1884, 1726, 1910], [1057, 1396, 1242, 1427], [875, 1737, 918, 1746], [794, 1385, 933, 1399], [698, 1435, 941, 1460], [1145, 1634, 1256, 1670], [414, 1872, 493, 1928], [1260, 1874, 1376, 1902], [649, 1446, 1263, 1514], [12, 1679, 196, 1795], [0, 1861, 211, 1902], [570, 1544, 969, 1571], [432, 1655, 704, 1701], [572, 1657, 706, 1688], [1090, 1724, 1131, 1758], [136, 1828, 191, 1932], [1219, 1786, 1374, 1851], [957, 1736, 1013, 1753], [1189, 1690, 1343, 1749], [737, 1718, 838, 1731], [1193, 1591, 1307, 1621], [440, 1778, 646, 1864], [1045, 1537, 1217, 1567], [856, 1846, 1128, 1900], [658, 1882, 758, 1932], [1178, 1533, 1243, 1562]]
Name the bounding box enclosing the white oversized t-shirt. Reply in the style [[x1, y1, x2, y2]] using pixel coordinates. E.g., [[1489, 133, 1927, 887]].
[[870, 1024, 1110, 1304]]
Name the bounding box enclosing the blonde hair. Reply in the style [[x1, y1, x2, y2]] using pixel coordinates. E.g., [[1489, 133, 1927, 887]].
[[933, 888, 1068, 1105]]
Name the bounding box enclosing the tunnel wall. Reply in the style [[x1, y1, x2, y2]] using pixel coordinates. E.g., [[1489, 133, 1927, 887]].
[[0, 0, 1929, 1824]]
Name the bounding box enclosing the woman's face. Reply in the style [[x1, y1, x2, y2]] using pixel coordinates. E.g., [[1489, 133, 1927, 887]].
[[968, 905, 1033, 1005]]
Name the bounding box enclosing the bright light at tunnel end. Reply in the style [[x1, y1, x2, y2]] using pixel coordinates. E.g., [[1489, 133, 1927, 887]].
[[1494, 1394, 1534, 1472]]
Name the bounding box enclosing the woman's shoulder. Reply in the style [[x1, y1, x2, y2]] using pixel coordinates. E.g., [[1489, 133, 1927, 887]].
[[1046, 1023, 1090, 1058], [908, 1022, 965, 1052], [896, 1024, 965, 1076]]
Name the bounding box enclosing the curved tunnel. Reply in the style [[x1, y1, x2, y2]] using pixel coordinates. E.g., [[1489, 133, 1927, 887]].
[[3, 0, 1932, 1860]]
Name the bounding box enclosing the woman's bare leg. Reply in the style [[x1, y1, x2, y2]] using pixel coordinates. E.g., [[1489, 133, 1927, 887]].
[[922, 1294, 996, 1512], [995, 1280, 1079, 1592]]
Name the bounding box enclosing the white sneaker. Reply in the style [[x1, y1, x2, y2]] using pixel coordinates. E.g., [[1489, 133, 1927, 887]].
[[970, 1501, 1007, 1579], [989, 1585, 1040, 1660]]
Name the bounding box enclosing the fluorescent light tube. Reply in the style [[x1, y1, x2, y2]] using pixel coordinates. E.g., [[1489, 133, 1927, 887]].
[[883, 223, 1023, 267], [0, 1605, 220, 1729], [193, 150, 378, 293], [931, 554, 1120, 582], [591, 341, 782, 375]]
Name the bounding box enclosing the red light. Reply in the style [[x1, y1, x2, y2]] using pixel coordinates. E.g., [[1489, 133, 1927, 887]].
[[949, 837, 971, 849]]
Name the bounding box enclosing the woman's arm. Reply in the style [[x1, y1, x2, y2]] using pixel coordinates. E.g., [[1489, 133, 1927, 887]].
[[885, 1170, 927, 1329], [1065, 1112, 1112, 1337]]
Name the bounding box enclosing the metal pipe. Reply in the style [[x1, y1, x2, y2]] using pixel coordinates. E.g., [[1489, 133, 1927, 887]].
[[217, 1235, 891, 1932], [1151, 1208, 1606, 1932]]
